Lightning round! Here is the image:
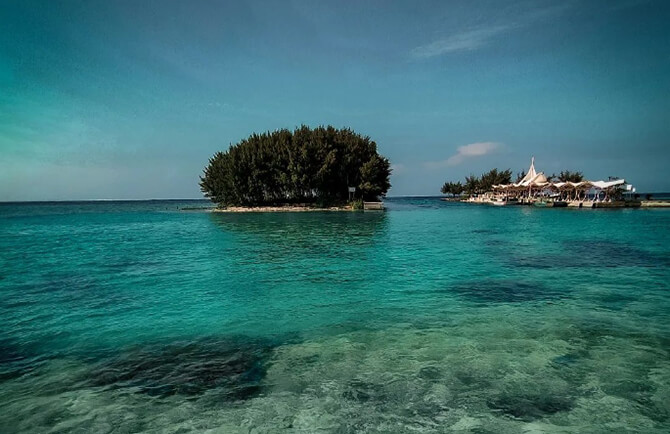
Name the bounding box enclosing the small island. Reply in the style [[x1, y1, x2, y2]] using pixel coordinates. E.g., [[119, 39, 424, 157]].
[[200, 126, 391, 211], [439, 157, 658, 208]]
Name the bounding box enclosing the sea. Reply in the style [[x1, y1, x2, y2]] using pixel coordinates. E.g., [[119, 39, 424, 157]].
[[1, 198, 669, 433]]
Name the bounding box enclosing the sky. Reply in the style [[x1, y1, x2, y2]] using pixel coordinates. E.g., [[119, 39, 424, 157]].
[[1, 0, 669, 200]]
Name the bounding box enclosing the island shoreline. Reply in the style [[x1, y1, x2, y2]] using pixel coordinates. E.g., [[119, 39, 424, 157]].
[[212, 205, 354, 213]]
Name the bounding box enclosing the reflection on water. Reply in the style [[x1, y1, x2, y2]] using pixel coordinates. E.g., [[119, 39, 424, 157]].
[[210, 211, 389, 246]]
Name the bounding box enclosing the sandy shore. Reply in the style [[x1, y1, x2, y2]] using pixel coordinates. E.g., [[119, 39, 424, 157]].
[[641, 200, 670, 207], [213, 205, 353, 213]]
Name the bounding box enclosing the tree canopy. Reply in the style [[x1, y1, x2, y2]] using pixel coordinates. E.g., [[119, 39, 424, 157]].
[[440, 181, 464, 196], [443, 167, 588, 196], [442, 168, 512, 195], [479, 168, 512, 191], [557, 170, 584, 182], [200, 126, 391, 206]]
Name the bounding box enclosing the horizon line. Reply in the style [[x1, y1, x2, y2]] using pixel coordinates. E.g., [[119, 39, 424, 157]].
[[2, 192, 669, 204]]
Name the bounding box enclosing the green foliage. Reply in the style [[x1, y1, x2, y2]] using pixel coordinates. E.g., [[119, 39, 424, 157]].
[[440, 181, 463, 195], [200, 126, 392, 206], [610, 186, 624, 200], [464, 174, 481, 195], [359, 154, 392, 199], [443, 166, 585, 196], [445, 169, 512, 195], [558, 170, 584, 182], [479, 168, 512, 192], [351, 199, 364, 210]]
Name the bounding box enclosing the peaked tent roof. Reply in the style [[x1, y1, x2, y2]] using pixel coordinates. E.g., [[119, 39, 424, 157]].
[[527, 172, 548, 186], [513, 157, 549, 187], [518, 157, 537, 184], [491, 157, 628, 192]]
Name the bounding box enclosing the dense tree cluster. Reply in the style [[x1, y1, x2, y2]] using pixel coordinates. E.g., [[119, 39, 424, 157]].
[[444, 167, 586, 196], [440, 181, 464, 196], [441, 168, 513, 195], [465, 169, 513, 194], [555, 170, 584, 182], [200, 126, 391, 206]]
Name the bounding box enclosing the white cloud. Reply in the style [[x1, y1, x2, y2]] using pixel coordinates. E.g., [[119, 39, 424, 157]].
[[411, 25, 511, 58], [425, 142, 500, 168]]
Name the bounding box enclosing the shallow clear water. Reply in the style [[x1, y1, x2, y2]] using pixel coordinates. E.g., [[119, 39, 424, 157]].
[[1, 198, 669, 433]]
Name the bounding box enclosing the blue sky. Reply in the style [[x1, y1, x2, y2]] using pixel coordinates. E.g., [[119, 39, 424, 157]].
[[1, 0, 669, 200]]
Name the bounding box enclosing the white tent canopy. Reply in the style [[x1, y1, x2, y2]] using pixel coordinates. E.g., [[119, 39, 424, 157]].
[[492, 157, 626, 193], [591, 179, 625, 189], [507, 157, 550, 188], [517, 157, 538, 184]]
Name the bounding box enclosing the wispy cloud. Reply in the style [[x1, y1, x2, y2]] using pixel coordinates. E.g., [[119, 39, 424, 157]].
[[425, 142, 500, 168], [411, 4, 569, 59], [411, 25, 511, 58]]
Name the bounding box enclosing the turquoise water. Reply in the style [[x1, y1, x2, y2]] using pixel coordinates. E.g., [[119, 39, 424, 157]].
[[1, 199, 669, 433]]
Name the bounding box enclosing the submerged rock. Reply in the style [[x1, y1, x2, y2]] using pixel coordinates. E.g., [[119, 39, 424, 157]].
[[471, 228, 500, 235], [418, 366, 442, 380], [509, 239, 669, 270], [450, 280, 564, 304], [487, 392, 574, 421], [551, 353, 580, 367], [89, 336, 276, 400], [342, 379, 384, 403], [564, 240, 668, 268], [0, 337, 38, 382]]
